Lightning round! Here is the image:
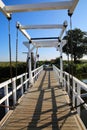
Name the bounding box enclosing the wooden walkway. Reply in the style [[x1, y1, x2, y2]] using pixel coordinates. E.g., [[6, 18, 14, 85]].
[[0, 69, 86, 130]]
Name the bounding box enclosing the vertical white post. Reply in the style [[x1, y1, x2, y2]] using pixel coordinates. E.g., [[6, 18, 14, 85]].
[[63, 72, 66, 91], [34, 48, 38, 70], [12, 80, 17, 105], [34, 48, 38, 81], [67, 74, 70, 96], [28, 42, 33, 84], [21, 76, 23, 95], [60, 42, 63, 86], [73, 80, 75, 108], [77, 84, 81, 116], [4, 85, 9, 113], [25, 74, 27, 91]]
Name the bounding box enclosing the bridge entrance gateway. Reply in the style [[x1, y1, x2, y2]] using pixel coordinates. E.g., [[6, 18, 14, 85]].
[[0, 0, 87, 129]]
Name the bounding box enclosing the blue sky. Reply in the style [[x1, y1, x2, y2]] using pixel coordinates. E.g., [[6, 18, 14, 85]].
[[0, 0, 87, 61]]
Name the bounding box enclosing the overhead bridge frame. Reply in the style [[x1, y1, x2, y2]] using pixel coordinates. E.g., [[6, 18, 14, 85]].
[[18, 21, 68, 85], [0, 0, 79, 18], [17, 20, 68, 42], [23, 40, 67, 48]]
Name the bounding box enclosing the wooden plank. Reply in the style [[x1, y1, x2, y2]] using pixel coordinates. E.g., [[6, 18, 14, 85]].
[[0, 70, 86, 130]]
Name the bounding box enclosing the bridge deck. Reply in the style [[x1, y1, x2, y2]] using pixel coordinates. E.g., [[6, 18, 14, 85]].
[[1, 69, 85, 130]]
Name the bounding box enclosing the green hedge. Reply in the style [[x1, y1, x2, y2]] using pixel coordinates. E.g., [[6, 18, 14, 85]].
[[0, 62, 27, 83], [64, 62, 87, 79]]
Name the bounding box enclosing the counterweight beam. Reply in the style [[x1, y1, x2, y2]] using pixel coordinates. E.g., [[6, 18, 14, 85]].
[[0, 0, 79, 18]]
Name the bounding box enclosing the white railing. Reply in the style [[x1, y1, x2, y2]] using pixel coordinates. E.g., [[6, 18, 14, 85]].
[[0, 73, 29, 114], [0, 65, 43, 116], [53, 65, 60, 84], [32, 65, 43, 82], [53, 65, 87, 116]]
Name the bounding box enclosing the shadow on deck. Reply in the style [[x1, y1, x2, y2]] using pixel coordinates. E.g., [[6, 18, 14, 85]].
[[0, 69, 86, 130]]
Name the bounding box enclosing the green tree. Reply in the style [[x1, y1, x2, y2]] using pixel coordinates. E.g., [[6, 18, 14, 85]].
[[63, 28, 87, 63]]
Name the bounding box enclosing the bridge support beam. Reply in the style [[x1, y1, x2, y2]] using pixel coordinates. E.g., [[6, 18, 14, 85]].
[[57, 40, 67, 87], [34, 48, 38, 70], [28, 43, 33, 84], [60, 42, 63, 86], [23, 42, 35, 84]]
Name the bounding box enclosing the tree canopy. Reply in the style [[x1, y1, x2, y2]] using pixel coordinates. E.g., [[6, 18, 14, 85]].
[[63, 28, 87, 63]]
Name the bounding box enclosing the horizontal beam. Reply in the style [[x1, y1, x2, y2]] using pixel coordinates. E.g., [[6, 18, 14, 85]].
[[23, 40, 67, 48], [24, 42, 58, 48], [20, 24, 64, 30], [31, 37, 59, 40], [4, 1, 72, 13], [0, 0, 79, 18], [19, 20, 68, 30], [3, 0, 78, 14], [32, 40, 58, 43]]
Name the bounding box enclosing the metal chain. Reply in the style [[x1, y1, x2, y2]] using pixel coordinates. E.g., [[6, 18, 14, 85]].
[[16, 26, 18, 79], [68, 11, 74, 109], [8, 19, 13, 82], [8, 18, 15, 109]]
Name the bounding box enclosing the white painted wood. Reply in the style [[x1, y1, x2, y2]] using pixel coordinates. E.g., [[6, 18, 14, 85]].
[[19, 28, 31, 40], [0, 0, 10, 18], [69, 0, 79, 14], [73, 80, 75, 108], [0, 0, 79, 18], [0, 73, 29, 108], [21, 77, 23, 95], [12, 81, 17, 106], [25, 74, 27, 91], [20, 24, 64, 30], [77, 84, 81, 115], [53, 65, 87, 114], [4, 85, 9, 113], [60, 42, 63, 85], [4, 1, 73, 13]]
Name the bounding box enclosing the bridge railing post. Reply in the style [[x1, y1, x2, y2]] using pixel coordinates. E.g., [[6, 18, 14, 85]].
[[67, 74, 70, 96], [73, 79, 81, 116], [21, 76, 23, 96], [25, 74, 28, 91], [4, 85, 9, 113], [73, 80, 75, 108], [12, 80, 17, 106], [57, 67, 60, 84], [77, 83, 81, 115], [63, 72, 66, 90], [31, 65, 43, 83]]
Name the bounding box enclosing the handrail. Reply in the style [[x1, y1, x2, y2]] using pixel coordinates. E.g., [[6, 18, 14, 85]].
[[0, 73, 27, 89], [0, 72, 29, 113], [0, 65, 43, 117], [53, 65, 87, 116], [31, 65, 43, 82]]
